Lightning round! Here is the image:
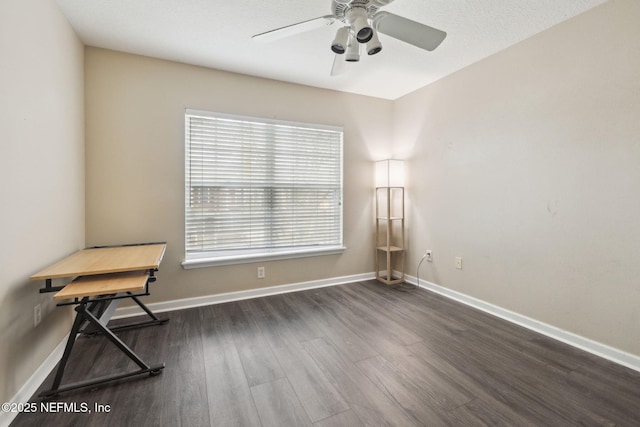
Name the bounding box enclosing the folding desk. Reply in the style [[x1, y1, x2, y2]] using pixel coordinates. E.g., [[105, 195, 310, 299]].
[[30, 243, 169, 398]]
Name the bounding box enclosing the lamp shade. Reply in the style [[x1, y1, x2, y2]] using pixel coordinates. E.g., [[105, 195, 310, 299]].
[[375, 159, 404, 187]]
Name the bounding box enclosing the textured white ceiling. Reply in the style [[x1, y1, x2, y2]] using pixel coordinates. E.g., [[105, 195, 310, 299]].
[[56, 0, 607, 100]]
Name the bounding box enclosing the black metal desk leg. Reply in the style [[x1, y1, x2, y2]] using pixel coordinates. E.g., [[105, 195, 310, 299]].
[[129, 293, 162, 321], [102, 293, 170, 333], [50, 301, 89, 391], [39, 300, 165, 399], [81, 305, 150, 369]]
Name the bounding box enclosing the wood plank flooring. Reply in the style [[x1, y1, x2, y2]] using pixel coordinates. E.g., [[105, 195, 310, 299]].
[[12, 280, 640, 426]]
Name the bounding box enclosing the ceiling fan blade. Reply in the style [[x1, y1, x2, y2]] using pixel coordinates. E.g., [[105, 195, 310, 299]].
[[330, 54, 347, 76], [374, 11, 446, 51], [253, 15, 335, 43]]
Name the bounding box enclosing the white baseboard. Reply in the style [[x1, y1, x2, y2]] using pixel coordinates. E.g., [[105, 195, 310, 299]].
[[0, 334, 69, 427], [113, 271, 376, 319], [405, 273, 640, 373]]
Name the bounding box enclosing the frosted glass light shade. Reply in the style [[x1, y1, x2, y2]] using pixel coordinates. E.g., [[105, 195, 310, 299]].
[[375, 159, 404, 187]]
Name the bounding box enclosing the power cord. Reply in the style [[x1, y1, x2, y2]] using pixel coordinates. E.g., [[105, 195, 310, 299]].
[[394, 252, 427, 292], [416, 251, 428, 288]]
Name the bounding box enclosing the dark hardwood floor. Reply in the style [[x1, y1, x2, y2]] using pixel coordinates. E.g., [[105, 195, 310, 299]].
[[12, 280, 640, 426]]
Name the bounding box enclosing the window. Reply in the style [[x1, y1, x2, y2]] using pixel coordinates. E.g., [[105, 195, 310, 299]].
[[183, 109, 344, 268]]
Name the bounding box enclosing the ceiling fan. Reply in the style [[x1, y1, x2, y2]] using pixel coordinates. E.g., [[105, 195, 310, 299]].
[[252, 0, 447, 75]]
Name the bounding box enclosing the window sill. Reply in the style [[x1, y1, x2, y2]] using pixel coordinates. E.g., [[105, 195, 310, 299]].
[[181, 246, 346, 269]]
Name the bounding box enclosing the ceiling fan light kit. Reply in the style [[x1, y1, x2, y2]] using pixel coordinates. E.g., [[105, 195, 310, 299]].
[[346, 6, 373, 43], [345, 33, 361, 62], [331, 27, 349, 54], [253, 0, 447, 73], [366, 30, 383, 55]]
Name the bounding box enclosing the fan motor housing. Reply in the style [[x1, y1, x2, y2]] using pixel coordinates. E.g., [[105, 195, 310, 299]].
[[332, 0, 392, 21]]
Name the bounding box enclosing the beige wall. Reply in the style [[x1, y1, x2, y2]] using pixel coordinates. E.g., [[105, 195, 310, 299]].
[[0, 0, 84, 404], [84, 48, 392, 303], [395, 0, 640, 356]]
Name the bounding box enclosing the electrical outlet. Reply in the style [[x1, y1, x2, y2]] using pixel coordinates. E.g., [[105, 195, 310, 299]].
[[257, 266, 265, 279], [426, 250, 433, 262], [455, 257, 463, 270], [34, 304, 42, 327]]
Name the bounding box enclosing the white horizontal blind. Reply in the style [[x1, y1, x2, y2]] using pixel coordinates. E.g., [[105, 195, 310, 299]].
[[185, 109, 343, 259]]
